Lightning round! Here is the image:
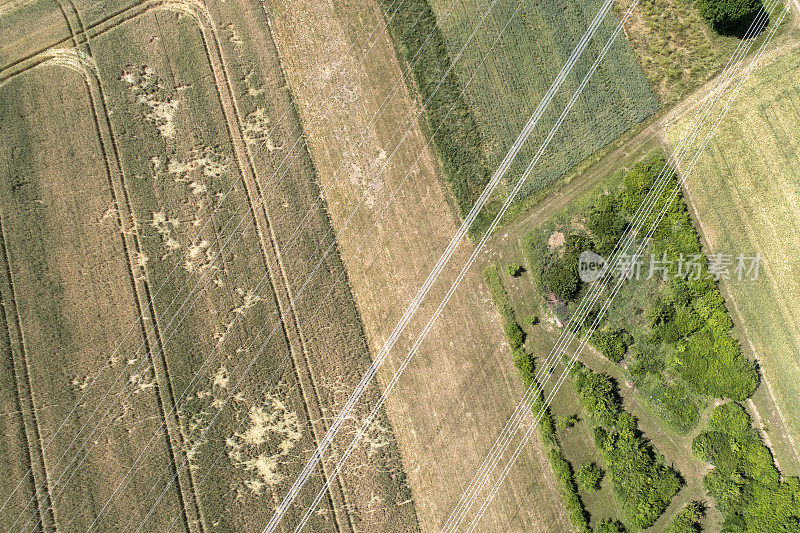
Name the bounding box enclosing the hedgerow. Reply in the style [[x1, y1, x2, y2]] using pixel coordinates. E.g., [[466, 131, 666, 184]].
[[573, 363, 681, 530], [378, 0, 493, 228], [483, 266, 591, 532], [692, 402, 800, 531], [483, 265, 524, 350]]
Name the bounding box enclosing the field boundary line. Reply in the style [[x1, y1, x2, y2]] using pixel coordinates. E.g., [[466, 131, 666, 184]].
[[0, 216, 58, 532]]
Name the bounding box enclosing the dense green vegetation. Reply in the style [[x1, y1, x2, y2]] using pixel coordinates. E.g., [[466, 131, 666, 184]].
[[573, 363, 681, 530], [693, 402, 800, 531], [594, 518, 626, 533], [524, 152, 759, 432], [378, 0, 493, 228], [575, 462, 604, 492], [696, 0, 764, 35], [664, 501, 705, 533]]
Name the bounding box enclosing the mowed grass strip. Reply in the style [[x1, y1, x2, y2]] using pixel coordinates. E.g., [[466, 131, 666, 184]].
[[667, 48, 800, 474], [427, 0, 658, 202]]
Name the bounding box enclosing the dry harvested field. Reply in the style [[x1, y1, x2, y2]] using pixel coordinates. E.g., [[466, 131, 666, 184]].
[[0, 0, 417, 530], [266, 0, 572, 531]]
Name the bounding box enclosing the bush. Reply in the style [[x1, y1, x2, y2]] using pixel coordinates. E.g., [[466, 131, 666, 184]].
[[512, 348, 536, 386], [696, 0, 763, 35], [592, 329, 632, 363], [692, 402, 800, 531], [575, 364, 681, 530], [573, 367, 621, 426], [594, 518, 626, 533], [557, 414, 580, 430], [506, 263, 523, 277], [543, 258, 580, 302], [524, 314, 540, 326], [547, 448, 591, 532], [664, 501, 705, 533], [576, 462, 604, 491], [504, 321, 525, 351]]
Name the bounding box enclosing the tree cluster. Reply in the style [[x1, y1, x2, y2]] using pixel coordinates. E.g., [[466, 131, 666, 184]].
[[573, 364, 682, 530], [696, 0, 764, 36], [692, 402, 800, 531]]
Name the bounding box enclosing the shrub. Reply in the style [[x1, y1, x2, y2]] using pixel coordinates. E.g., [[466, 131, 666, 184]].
[[506, 263, 523, 277], [573, 366, 621, 426], [692, 402, 800, 531], [592, 329, 632, 362], [512, 348, 536, 386], [557, 414, 580, 430], [576, 462, 604, 491], [484, 265, 526, 350], [524, 314, 540, 326], [543, 258, 580, 302], [594, 518, 626, 533], [547, 448, 591, 532], [575, 365, 681, 529], [664, 501, 705, 533], [696, 0, 763, 35], [504, 321, 525, 350], [588, 194, 627, 256]]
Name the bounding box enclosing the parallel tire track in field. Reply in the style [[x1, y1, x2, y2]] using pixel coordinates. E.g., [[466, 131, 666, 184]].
[[5, 1, 356, 528], [29, 31, 205, 531], [185, 3, 354, 529], [0, 217, 57, 532]]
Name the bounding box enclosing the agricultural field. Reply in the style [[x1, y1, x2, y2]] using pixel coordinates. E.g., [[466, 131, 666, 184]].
[[668, 47, 800, 477], [425, 0, 659, 202], [266, 0, 575, 531], [0, 0, 417, 530], [3, 0, 800, 530]]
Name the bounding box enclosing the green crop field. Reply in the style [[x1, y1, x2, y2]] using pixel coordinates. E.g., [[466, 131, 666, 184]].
[[427, 0, 658, 201], [668, 48, 800, 476]]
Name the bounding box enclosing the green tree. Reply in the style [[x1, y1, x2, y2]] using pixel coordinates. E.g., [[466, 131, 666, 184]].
[[696, 0, 763, 36], [576, 462, 604, 491], [544, 259, 580, 302]]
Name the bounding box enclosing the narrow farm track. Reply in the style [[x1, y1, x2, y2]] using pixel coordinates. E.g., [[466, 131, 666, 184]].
[[0, 217, 57, 532]]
